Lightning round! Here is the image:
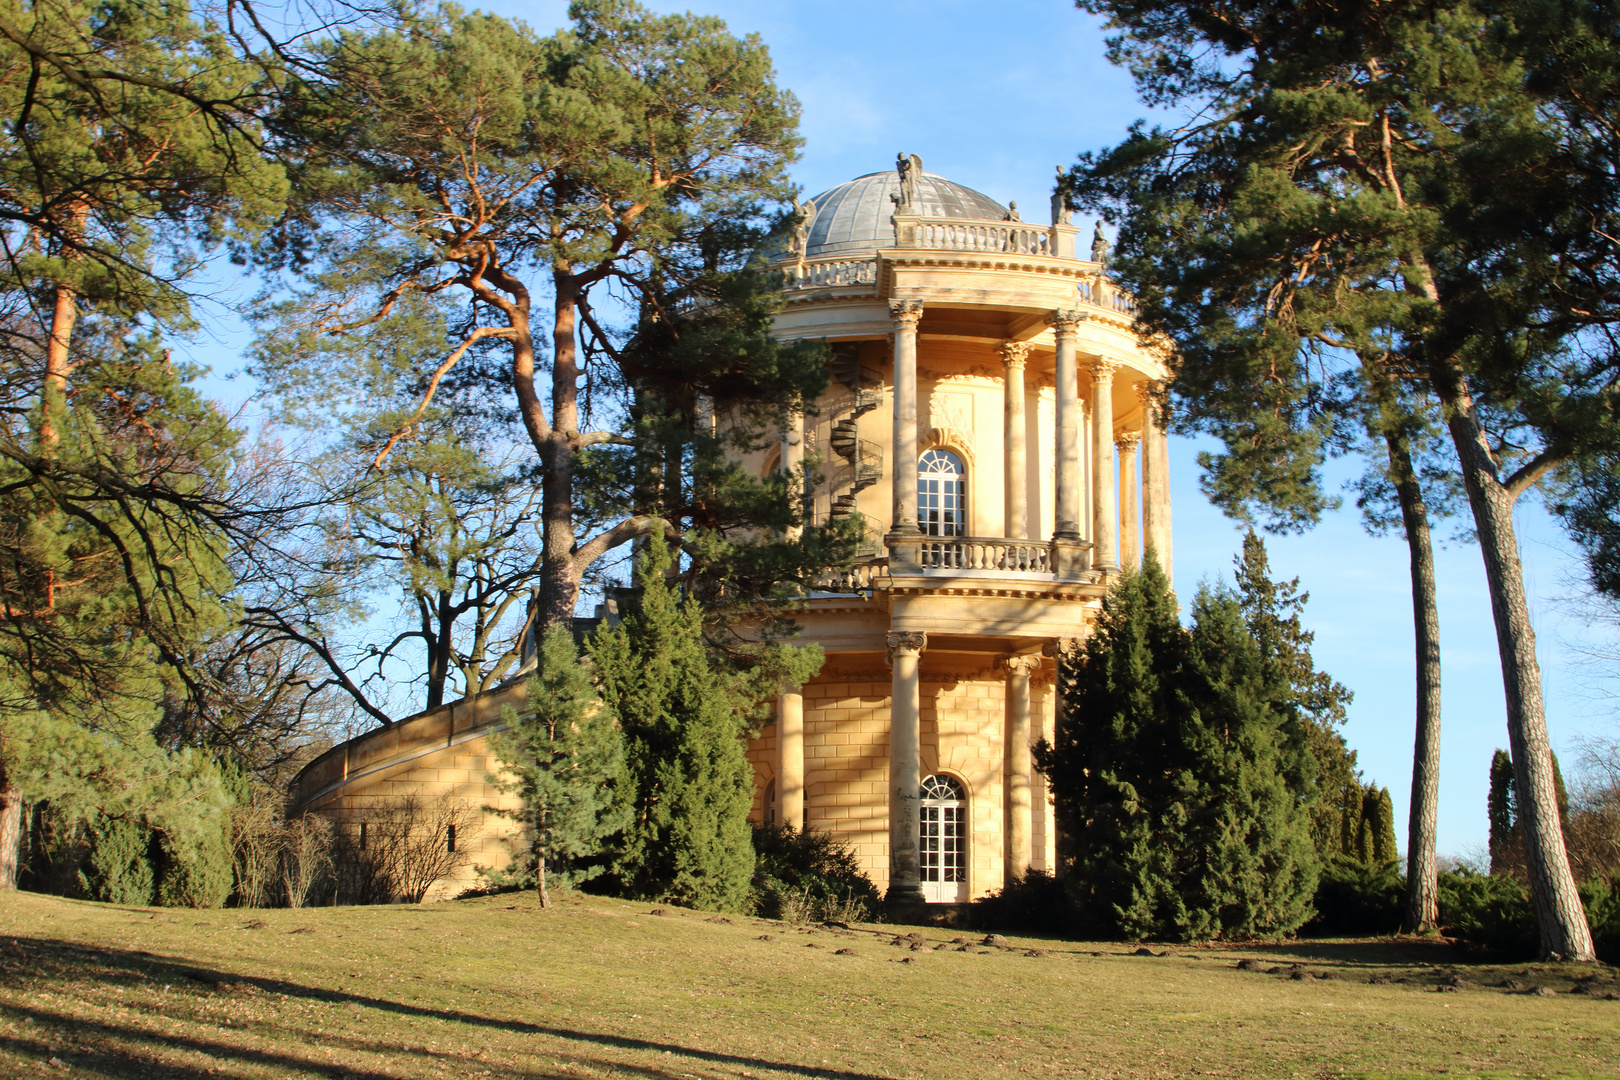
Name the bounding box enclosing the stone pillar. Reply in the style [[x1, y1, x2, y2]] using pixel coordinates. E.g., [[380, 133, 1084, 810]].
[[999, 341, 1030, 539], [1048, 310, 1085, 540], [1002, 653, 1042, 882], [1116, 430, 1142, 572], [886, 630, 927, 905], [777, 683, 804, 831], [889, 300, 924, 537], [1087, 358, 1120, 569], [781, 404, 805, 542], [1138, 381, 1173, 579]]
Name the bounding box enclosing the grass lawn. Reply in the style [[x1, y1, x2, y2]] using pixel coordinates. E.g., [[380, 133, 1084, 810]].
[[1, 889, 1617, 1080]]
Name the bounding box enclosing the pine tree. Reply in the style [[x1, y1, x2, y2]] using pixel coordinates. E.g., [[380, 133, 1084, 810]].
[[588, 534, 757, 911], [1065, 0, 1607, 961], [1038, 556, 1317, 940], [489, 627, 632, 909]]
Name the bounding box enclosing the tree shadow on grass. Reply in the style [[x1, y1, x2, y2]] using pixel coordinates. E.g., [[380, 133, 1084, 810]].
[[1, 935, 891, 1080]]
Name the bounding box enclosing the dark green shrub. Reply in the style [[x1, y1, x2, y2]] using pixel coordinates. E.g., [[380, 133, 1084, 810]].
[[1438, 870, 1620, 961], [971, 869, 1078, 934], [1581, 877, 1620, 963], [79, 817, 156, 906], [1437, 869, 1539, 958], [750, 823, 879, 923], [156, 824, 233, 908], [1303, 856, 1404, 936]]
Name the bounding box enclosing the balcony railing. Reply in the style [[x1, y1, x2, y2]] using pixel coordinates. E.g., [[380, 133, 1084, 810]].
[[917, 536, 1053, 573]]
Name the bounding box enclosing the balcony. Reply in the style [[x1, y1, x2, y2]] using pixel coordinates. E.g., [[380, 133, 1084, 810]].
[[810, 534, 1098, 595]]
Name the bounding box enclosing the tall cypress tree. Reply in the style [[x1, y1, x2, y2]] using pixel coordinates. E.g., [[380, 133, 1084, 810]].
[[588, 534, 756, 911], [1039, 556, 1317, 940]]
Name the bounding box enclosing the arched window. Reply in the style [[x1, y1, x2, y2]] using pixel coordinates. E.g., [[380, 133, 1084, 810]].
[[918, 449, 966, 537], [919, 774, 968, 902]]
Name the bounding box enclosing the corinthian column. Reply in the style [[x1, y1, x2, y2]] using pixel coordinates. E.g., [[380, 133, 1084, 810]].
[[886, 630, 927, 905], [1116, 430, 1142, 571], [1048, 311, 1085, 540], [999, 341, 1031, 539], [889, 300, 924, 536], [1002, 653, 1042, 881], [1087, 358, 1120, 569], [777, 683, 804, 831], [1138, 380, 1173, 579]]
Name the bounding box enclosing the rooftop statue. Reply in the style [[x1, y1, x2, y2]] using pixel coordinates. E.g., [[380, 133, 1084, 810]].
[[788, 199, 817, 260], [1051, 166, 1072, 226], [1091, 220, 1111, 266], [891, 151, 923, 214]]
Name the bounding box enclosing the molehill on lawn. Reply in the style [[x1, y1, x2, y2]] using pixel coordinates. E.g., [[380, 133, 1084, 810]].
[[1, 890, 1616, 1079]]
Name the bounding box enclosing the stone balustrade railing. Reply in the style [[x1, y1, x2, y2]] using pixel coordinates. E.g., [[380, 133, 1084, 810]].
[[813, 558, 887, 593], [780, 257, 878, 289], [917, 536, 1053, 573], [1076, 277, 1138, 317], [910, 219, 1053, 256]]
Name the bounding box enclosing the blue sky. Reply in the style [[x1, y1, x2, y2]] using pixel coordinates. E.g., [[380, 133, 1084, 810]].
[[184, 0, 1617, 857]]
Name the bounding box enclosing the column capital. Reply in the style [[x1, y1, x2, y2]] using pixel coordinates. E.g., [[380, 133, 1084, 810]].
[[1134, 378, 1167, 409], [888, 299, 925, 329], [1047, 308, 1086, 338], [1085, 356, 1122, 384], [1115, 429, 1143, 452], [1001, 653, 1042, 676], [997, 340, 1031, 369], [885, 630, 928, 663]]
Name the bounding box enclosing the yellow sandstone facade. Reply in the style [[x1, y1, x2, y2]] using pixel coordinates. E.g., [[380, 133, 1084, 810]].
[[288, 157, 1171, 907], [745, 156, 1171, 905]]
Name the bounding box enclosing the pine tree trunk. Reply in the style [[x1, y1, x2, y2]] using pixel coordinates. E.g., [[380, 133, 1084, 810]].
[[0, 756, 21, 890], [1380, 426, 1442, 933], [39, 282, 79, 452], [536, 854, 551, 909], [538, 273, 584, 632], [1428, 355, 1594, 960]]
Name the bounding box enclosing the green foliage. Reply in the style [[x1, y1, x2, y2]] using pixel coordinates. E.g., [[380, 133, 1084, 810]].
[[1232, 532, 1358, 862], [1356, 786, 1399, 867], [157, 818, 233, 909], [1489, 749, 1517, 874], [79, 817, 155, 906], [749, 824, 879, 923], [587, 534, 762, 911], [1487, 746, 1572, 878], [1037, 555, 1318, 941], [489, 627, 632, 906], [1305, 857, 1405, 938], [1438, 869, 1620, 962], [257, 0, 831, 632]]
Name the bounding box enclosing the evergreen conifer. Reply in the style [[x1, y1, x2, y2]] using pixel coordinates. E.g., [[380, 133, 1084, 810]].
[[1039, 555, 1318, 940], [1036, 557, 1315, 939], [588, 534, 756, 911], [490, 627, 632, 908]]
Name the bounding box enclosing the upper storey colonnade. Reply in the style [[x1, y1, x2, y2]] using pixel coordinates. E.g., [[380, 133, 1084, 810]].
[[768, 154, 1172, 590]]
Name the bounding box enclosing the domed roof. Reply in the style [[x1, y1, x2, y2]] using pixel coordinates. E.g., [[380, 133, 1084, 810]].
[[800, 169, 1009, 259]]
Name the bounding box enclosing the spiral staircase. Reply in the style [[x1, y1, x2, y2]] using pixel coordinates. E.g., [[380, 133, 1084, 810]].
[[826, 345, 885, 556]]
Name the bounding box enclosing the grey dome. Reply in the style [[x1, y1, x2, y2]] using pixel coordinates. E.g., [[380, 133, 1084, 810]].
[[801, 170, 1009, 258]]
